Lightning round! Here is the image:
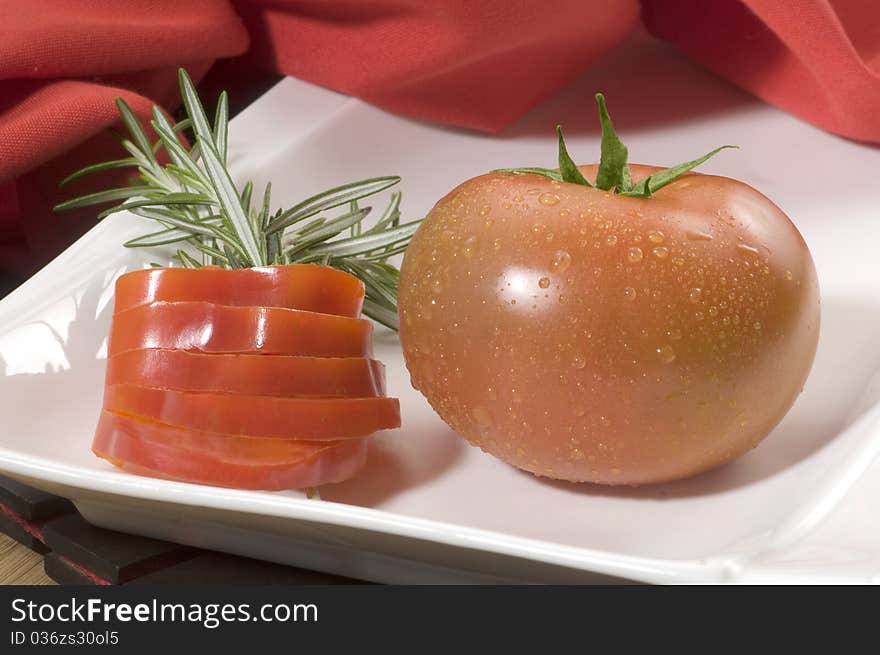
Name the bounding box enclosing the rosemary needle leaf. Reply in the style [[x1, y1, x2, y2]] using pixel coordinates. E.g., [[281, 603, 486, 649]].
[[260, 182, 272, 229], [178, 69, 215, 149], [60, 159, 139, 186], [128, 207, 222, 238], [96, 193, 216, 219], [371, 191, 402, 232], [196, 142, 264, 265], [214, 91, 229, 164], [240, 181, 253, 211], [125, 227, 198, 248], [146, 118, 194, 155], [348, 262, 399, 308], [176, 249, 203, 269], [120, 140, 156, 170], [357, 241, 411, 261], [303, 220, 421, 259], [188, 141, 202, 164], [192, 241, 231, 265], [151, 110, 203, 180], [53, 186, 154, 211], [284, 207, 371, 258], [267, 176, 400, 234], [164, 164, 210, 194], [115, 98, 153, 157], [361, 298, 400, 331]]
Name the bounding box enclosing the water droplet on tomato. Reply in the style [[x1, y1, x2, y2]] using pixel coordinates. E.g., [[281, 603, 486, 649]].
[[552, 250, 572, 273], [688, 287, 702, 303], [648, 230, 665, 244], [737, 243, 759, 255], [572, 354, 587, 369], [538, 192, 560, 206], [606, 234, 618, 246], [463, 235, 477, 257], [652, 246, 669, 259], [624, 286, 637, 301], [627, 247, 644, 263], [538, 277, 551, 289], [686, 230, 713, 241], [656, 345, 676, 364]]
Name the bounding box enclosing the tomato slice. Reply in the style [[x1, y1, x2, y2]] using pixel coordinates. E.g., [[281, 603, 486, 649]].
[[103, 384, 401, 439], [106, 349, 387, 398], [108, 302, 373, 357], [93, 411, 367, 490], [114, 265, 365, 317]]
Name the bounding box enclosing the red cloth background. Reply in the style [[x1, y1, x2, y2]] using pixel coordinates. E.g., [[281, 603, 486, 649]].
[[1, 0, 877, 280]]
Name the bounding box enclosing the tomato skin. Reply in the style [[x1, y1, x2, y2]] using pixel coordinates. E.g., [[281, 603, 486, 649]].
[[108, 301, 374, 357], [93, 411, 367, 490], [103, 384, 401, 440], [114, 264, 365, 317], [107, 349, 386, 398], [399, 165, 820, 485]]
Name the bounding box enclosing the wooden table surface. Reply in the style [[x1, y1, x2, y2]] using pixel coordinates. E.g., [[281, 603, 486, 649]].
[[0, 534, 54, 585]]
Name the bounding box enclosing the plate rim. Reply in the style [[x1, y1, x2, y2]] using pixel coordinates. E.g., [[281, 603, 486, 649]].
[[0, 446, 728, 584], [3, 76, 880, 584]]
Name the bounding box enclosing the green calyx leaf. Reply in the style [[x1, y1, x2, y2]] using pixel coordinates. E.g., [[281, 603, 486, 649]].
[[491, 167, 562, 181], [594, 94, 630, 192], [556, 126, 591, 186], [492, 93, 736, 198], [619, 145, 738, 198]]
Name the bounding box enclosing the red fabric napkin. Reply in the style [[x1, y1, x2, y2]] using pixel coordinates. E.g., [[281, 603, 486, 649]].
[[0, 0, 248, 278], [1, 0, 878, 279], [642, 0, 880, 144]]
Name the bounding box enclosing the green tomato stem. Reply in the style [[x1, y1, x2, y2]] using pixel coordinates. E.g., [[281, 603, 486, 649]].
[[494, 94, 737, 198]]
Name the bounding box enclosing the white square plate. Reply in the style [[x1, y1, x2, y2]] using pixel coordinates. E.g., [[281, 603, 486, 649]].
[[2, 36, 879, 583]]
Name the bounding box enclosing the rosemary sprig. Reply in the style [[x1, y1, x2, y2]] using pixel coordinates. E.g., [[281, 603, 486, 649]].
[[55, 69, 419, 330]]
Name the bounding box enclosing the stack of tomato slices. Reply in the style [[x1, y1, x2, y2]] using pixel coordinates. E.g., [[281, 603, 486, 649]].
[[93, 265, 400, 490]]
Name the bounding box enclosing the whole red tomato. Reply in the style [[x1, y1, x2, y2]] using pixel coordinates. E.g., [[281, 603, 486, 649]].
[[398, 96, 819, 485]]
